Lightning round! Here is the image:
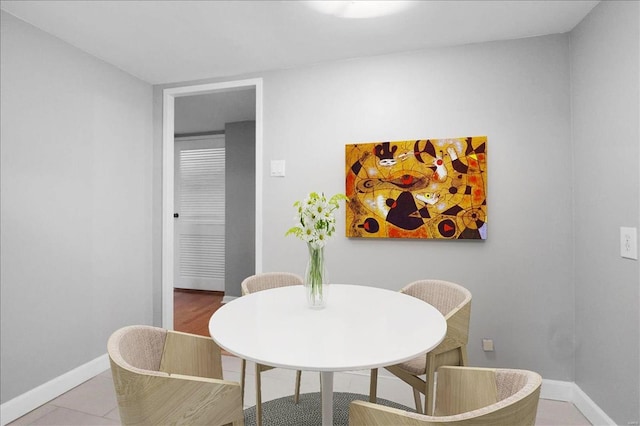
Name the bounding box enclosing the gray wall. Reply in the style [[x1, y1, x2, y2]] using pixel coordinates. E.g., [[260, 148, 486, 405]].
[[570, 1, 640, 425], [225, 121, 256, 297], [0, 11, 153, 404]]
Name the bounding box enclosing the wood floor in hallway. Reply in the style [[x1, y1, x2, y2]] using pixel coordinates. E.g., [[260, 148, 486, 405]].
[[173, 288, 224, 337]]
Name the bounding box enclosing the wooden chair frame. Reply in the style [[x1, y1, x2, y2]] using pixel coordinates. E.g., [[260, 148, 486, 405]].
[[108, 325, 244, 426], [354, 366, 542, 425], [370, 280, 472, 415]]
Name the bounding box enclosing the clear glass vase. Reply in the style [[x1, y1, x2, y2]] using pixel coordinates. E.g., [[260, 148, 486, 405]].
[[305, 243, 329, 309]]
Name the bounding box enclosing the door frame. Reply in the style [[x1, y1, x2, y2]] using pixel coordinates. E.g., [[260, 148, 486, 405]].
[[162, 78, 263, 329]]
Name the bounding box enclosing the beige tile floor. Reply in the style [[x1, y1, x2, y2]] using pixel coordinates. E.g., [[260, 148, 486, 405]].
[[9, 355, 591, 425]]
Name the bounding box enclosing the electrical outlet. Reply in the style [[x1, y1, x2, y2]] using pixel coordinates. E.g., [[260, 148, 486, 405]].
[[620, 227, 638, 260], [482, 338, 494, 352]]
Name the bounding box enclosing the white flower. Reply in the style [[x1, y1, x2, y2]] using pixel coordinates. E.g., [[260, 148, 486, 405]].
[[314, 199, 329, 215], [315, 228, 329, 247], [285, 191, 348, 247], [303, 226, 314, 240]]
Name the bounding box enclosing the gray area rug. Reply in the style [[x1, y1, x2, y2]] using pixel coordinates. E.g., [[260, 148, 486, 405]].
[[243, 392, 414, 426]]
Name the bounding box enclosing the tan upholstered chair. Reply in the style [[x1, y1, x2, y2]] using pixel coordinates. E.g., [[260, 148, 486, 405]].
[[108, 325, 244, 426], [352, 366, 542, 425], [370, 279, 472, 415], [240, 272, 305, 426]]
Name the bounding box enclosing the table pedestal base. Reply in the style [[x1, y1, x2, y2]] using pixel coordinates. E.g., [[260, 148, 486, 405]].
[[320, 371, 334, 426]]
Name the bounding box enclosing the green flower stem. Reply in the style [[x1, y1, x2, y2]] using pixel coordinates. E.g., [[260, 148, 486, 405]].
[[307, 244, 324, 302]]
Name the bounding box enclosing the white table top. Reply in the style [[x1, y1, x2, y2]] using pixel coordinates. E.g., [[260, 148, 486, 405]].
[[209, 284, 447, 372]]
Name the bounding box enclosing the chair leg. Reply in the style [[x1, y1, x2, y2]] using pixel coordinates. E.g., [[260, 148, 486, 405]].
[[369, 368, 378, 403], [424, 380, 432, 415], [294, 370, 302, 404], [255, 363, 263, 426], [460, 345, 469, 366], [240, 359, 246, 406], [425, 354, 437, 415], [413, 389, 423, 414]]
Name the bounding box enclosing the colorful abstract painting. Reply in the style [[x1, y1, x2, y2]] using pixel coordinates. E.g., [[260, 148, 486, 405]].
[[345, 136, 487, 239]]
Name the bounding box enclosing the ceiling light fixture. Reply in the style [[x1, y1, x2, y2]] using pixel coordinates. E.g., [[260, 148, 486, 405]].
[[306, 1, 412, 19]]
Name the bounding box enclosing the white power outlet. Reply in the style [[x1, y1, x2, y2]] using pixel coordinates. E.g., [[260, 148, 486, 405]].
[[620, 227, 638, 260], [482, 338, 494, 352]]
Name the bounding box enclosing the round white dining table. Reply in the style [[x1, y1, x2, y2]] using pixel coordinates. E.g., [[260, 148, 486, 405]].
[[209, 284, 446, 426]]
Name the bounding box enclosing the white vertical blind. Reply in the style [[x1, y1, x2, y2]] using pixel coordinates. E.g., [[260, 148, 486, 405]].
[[179, 148, 225, 223], [178, 146, 225, 281], [179, 234, 224, 278]]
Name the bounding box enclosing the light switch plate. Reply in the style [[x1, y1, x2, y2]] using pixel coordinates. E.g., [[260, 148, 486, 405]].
[[620, 227, 638, 260], [270, 160, 285, 177]]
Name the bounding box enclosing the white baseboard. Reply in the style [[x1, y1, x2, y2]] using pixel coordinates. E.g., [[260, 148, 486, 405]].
[[571, 383, 617, 426], [222, 295, 238, 304], [0, 354, 110, 426], [541, 378, 575, 401], [539, 379, 615, 425]]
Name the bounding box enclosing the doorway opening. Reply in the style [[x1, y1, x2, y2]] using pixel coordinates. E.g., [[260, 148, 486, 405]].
[[162, 79, 263, 329]]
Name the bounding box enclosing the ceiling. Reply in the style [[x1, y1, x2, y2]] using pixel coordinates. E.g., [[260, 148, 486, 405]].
[[0, 0, 599, 85]]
